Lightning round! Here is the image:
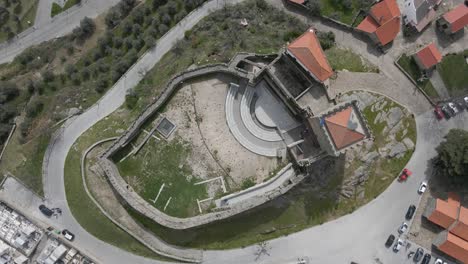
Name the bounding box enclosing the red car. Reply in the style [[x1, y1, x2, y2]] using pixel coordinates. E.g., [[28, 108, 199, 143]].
[[434, 106, 445, 120], [398, 168, 412, 182]]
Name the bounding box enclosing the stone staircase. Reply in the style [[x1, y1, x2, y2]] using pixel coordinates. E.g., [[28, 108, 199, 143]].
[[240, 87, 283, 142], [225, 84, 285, 157]]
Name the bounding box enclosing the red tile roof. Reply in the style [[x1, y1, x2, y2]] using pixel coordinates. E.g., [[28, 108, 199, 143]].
[[427, 193, 461, 229], [451, 206, 468, 241], [287, 28, 333, 82], [287, 0, 306, 4], [325, 106, 366, 150], [443, 2, 468, 33], [438, 232, 468, 264], [415, 43, 443, 69], [356, 0, 401, 45]]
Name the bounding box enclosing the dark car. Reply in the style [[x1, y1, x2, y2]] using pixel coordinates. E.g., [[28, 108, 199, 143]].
[[441, 105, 453, 119], [434, 106, 445, 120], [421, 253, 431, 264], [39, 205, 53, 217], [414, 247, 424, 262], [62, 229, 75, 241], [385, 234, 395, 247], [406, 205, 416, 220]]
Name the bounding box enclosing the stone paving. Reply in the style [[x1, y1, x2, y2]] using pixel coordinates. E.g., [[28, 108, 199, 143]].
[[329, 71, 431, 115]]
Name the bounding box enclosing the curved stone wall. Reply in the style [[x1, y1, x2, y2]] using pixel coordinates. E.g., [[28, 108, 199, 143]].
[[99, 64, 305, 230]]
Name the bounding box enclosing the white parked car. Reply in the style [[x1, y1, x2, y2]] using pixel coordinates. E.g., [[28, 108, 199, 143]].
[[448, 102, 459, 114], [398, 222, 408, 234], [464, 96, 468, 105], [393, 238, 404, 252], [434, 258, 447, 264], [418, 181, 428, 194]]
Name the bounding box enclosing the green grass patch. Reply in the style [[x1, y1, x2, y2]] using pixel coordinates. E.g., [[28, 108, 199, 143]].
[[115, 137, 207, 218], [421, 80, 439, 98], [63, 110, 167, 260], [437, 51, 468, 96], [51, 0, 80, 17], [124, 170, 342, 249], [325, 46, 378, 72], [397, 54, 439, 98], [361, 96, 416, 201], [0, 121, 51, 196], [320, 0, 360, 25], [51, 3, 62, 17]]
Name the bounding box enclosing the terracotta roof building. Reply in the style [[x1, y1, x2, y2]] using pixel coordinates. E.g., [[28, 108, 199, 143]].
[[286, 28, 334, 84], [450, 206, 468, 241], [403, 0, 441, 32], [356, 0, 401, 46], [286, 0, 307, 4], [424, 193, 461, 229], [308, 101, 370, 156], [437, 2, 468, 34], [434, 231, 468, 264], [413, 43, 443, 70]]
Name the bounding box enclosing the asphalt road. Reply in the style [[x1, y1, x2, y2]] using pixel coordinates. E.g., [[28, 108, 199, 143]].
[[41, 0, 246, 263], [0, 0, 120, 64], [201, 112, 468, 264]]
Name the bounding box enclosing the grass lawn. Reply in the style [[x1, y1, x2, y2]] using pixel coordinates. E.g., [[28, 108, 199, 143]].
[[63, 110, 167, 260], [325, 46, 378, 72], [124, 167, 344, 249], [437, 50, 468, 96], [114, 137, 207, 218], [51, 0, 80, 17], [361, 96, 416, 200], [0, 127, 50, 196], [397, 54, 439, 99], [0, 0, 38, 42], [320, 0, 361, 25]]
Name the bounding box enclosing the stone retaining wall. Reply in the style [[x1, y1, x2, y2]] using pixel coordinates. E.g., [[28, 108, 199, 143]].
[[99, 158, 304, 230], [99, 64, 305, 230]]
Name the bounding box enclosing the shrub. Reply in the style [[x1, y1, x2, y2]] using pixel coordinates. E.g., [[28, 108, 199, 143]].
[[0, 81, 19, 103], [241, 178, 256, 189], [317, 31, 335, 50], [65, 64, 77, 76], [42, 70, 55, 82], [283, 30, 302, 42], [25, 99, 44, 118], [125, 89, 138, 109], [158, 24, 169, 35], [306, 0, 322, 15], [19, 118, 32, 138]]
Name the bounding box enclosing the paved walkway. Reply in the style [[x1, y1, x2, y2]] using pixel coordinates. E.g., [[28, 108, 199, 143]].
[[0, 0, 120, 64], [330, 71, 430, 114], [34, 0, 54, 27]]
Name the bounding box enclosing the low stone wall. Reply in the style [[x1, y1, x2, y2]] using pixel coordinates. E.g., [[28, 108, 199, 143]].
[[99, 158, 304, 230], [82, 138, 203, 263], [99, 64, 305, 230], [394, 54, 436, 106], [101, 64, 249, 158]]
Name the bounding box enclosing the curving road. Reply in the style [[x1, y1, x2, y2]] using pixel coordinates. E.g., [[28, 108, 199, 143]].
[[0, 0, 120, 64], [37, 0, 468, 264], [41, 0, 246, 263]]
